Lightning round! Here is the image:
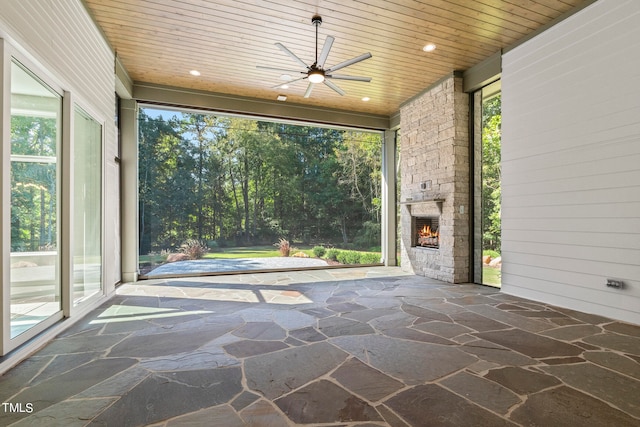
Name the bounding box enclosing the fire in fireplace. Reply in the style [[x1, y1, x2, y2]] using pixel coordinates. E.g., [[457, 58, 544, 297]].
[[414, 217, 439, 249]]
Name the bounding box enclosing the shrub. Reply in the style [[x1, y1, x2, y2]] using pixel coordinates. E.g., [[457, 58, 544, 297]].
[[330, 250, 382, 265], [337, 250, 361, 265], [348, 251, 363, 264], [180, 239, 208, 259], [274, 238, 291, 257], [325, 248, 340, 261], [313, 246, 326, 258], [359, 252, 382, 264]]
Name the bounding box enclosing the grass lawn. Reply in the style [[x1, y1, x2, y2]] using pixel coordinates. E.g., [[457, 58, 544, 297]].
[[141, 245, 382, 269], [139, 253, 166, 265], [204, 245, 315, 259], [139, 245, 317, 264], [482, 266, 501, 287]]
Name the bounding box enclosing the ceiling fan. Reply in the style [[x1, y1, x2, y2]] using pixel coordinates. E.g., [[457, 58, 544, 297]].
[[257, 15, 372, 98]]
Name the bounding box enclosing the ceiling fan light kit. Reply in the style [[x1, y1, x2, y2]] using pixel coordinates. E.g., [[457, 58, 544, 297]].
[[307, 69, 325, 83], [257, 15, 372, 98]]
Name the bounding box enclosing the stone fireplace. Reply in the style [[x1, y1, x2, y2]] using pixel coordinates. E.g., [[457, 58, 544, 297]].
[[399, 73, 470, 283]]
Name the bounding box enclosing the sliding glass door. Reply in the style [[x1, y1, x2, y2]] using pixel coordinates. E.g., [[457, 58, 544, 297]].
[[1, 41, 106, 356], [9, 60, 63, 338]]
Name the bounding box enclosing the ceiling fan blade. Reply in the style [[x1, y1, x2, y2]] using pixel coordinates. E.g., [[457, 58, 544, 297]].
[[257, 65, 305, 74], [323, 79, 345, 96], [326, 52, 372, 73], [304, 82, 315, 98], [317, 35, 335, 67], [275, 42, 309, 69], [271, 75, 308, 89], [327, 74, 372, 82]]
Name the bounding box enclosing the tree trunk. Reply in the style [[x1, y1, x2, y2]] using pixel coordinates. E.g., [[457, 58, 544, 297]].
[[196, 127, 204, 240], [252, 175, 259, 239], [340, 216, 349, 245], [242, 156, 250, 244], [229, 165, 241, 235], [40, 188, 46, 248]]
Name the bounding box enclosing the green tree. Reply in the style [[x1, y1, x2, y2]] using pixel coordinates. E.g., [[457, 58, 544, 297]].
[[178, 113, 225, 240], [333, 131, 382, 247], [10, 115, 58, 251], [137, 107, 383, 256], [221, 118, 281, 243], [138, 111, 188, 252], [482, 95, 501, 252]]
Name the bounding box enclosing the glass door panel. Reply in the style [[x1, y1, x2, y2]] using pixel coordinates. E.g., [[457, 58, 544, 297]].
[[73, 107, 103, 304], [473, 81, 502, 287], [10, 60, 62, 338]]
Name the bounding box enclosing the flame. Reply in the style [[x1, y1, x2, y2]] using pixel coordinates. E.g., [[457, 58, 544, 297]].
[[418, 224, 439, 238]]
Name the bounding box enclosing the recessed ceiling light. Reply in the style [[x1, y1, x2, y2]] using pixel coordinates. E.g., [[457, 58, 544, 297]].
[[190, 70, 201, 76], [422, 43, 436, 52], [280, 84, 289, 89], [362, 97, 370, 102], [280, 74, 292, 81], [277, 95, 287, 101]]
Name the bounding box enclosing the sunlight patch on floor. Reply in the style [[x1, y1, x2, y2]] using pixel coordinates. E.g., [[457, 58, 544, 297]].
[[91, 304, 213, 324]]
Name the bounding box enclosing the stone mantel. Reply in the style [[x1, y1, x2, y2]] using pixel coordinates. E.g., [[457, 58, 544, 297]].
[[400, 197, 445, 214]]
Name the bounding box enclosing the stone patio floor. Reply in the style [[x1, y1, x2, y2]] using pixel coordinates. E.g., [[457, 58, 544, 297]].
[[1, 266, 639, 426]]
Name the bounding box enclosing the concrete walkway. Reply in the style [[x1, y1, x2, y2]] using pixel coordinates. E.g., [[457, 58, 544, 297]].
[[1, 266, 639, 426], [144, 257, 330, 277]]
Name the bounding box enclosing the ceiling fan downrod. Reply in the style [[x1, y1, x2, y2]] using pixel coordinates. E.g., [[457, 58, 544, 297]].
[[312, 15, 322, 67]]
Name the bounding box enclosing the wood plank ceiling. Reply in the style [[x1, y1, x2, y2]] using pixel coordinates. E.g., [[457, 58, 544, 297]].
[[83, 0, 587, 117]]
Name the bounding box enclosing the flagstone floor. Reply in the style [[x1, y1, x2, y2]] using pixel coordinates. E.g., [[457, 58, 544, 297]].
[[1, 267, 639, 426]]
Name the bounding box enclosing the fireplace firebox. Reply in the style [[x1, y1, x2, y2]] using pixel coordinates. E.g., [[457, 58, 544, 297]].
[[413, 217, 440, 249]]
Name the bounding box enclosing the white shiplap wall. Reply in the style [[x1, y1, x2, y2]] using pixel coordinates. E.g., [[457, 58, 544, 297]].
[[0, 1, 120, 290], [501, 0, 640, 324]]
